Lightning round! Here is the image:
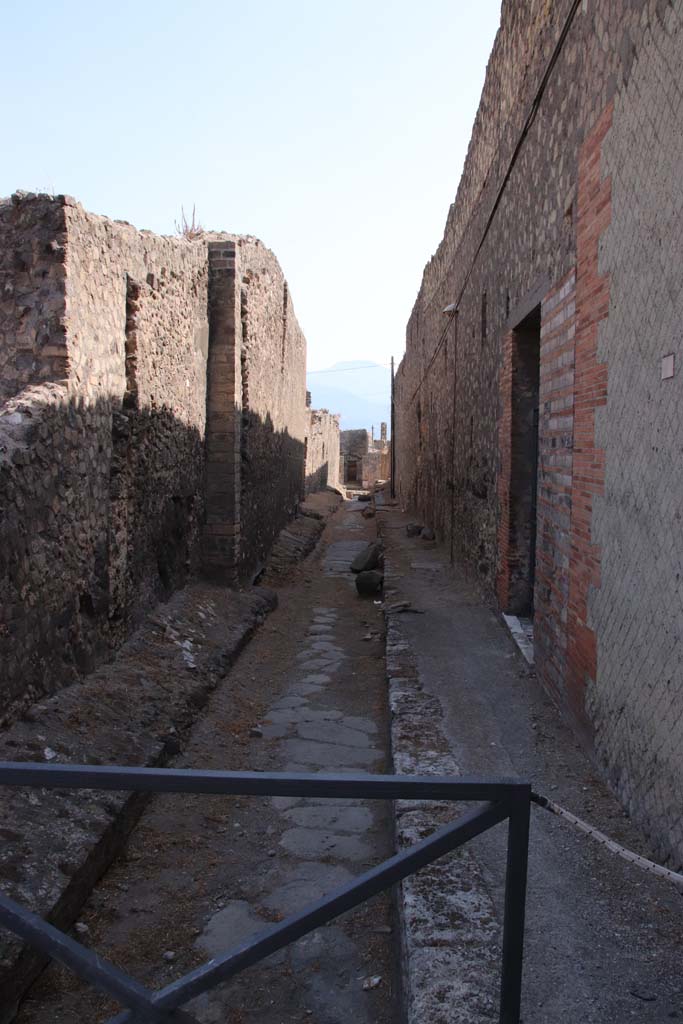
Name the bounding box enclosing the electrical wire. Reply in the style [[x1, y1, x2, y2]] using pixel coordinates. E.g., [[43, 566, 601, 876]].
[[407, 311, 456, 405], [307, 364, 391, 375]]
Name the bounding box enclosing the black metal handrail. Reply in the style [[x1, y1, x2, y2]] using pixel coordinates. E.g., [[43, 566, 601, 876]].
[[0, 763, 531, 1024]]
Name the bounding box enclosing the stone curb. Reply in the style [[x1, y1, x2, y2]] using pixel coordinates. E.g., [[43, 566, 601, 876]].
[[382, 548, 501, 1024], [264, 514, 325, 576]]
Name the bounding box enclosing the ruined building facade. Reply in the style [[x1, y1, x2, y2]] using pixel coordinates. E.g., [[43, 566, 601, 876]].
[[304, 401, 341, 495], [395, 0, 683, 863], [363, 424, 391, 487], [340, 426, 390, 488], [340, 429, 369, 486], [0, 194, 337, 723]]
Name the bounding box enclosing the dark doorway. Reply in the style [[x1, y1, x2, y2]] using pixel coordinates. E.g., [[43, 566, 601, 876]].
[[346, 459, 359, 483], [507, 306, 541, 616]]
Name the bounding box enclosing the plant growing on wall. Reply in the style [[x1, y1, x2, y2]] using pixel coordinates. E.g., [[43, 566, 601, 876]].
[[174, 205, 204, 240]]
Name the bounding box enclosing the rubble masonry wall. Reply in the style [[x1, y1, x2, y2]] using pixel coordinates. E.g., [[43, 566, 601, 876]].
[[305, 409, 341, 495], [0, 199, 310, 721], [237, 238, 307, 578], [0, 195, 209, 722]]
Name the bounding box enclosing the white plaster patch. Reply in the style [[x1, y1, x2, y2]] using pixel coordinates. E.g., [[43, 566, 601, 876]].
[[661, 353, 675, 379], [502, 614, 535, 665]]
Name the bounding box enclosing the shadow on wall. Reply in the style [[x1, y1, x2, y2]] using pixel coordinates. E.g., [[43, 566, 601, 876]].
[[0, 389, 306, 725], [0, 385, 206, 725], [305, 460, 330, 495], [238, 407, 306, 580]]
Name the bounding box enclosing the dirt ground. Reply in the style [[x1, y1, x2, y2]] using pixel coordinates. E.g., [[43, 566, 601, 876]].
[[15, 494, 399, 1024]]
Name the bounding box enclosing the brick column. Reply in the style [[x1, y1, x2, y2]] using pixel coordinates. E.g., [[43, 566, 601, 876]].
[[566, 102, 613, 734], [202, 241, 241, 582]]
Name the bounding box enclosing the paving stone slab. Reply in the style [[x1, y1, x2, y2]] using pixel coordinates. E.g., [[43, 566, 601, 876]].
[[282, 738, 379, 769], [283, 804, 374, 832], [261, 862, 356, 914], [280, 826, 374, 862], [296, 720, 374, 749]]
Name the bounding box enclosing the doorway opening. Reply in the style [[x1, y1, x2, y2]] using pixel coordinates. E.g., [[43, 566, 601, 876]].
[[507, 305, 541, 619], [345, 458, 359, 484]]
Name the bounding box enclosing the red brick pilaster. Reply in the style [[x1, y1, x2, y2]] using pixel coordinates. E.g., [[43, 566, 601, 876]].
[[566, 102, 613, 733], [202, 241, 242, 583]]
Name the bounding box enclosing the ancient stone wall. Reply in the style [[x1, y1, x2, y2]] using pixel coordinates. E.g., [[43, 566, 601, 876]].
[[0, 195, 209, 722], [305, 409, 341, 494], [201, 237, 309, 585], [361, 447, 390, 488], [395, 0, 605, 569], [0, 200, 308, 720], [237, 238, 307, 578], [65, 202, 210, 635], [0, 196, 69, 401], [395, 0, 683, 862], [340, 429, 369, 457], [340, 428, 369, 486]]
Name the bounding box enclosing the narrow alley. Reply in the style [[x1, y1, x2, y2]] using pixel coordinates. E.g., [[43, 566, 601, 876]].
[[2, 5, 683, 1024]]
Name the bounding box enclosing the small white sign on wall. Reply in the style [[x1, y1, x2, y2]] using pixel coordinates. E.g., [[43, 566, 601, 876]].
[[661, 354, 675, 380]]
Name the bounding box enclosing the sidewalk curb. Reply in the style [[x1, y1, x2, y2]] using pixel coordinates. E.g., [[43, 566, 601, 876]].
[[383, 549, 501, 1024]]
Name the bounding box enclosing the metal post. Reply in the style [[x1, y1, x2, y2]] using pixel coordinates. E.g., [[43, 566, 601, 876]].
[[449, 310, 458, 563], [499, 794, 531, 1024], [390, 356, 396, 498]]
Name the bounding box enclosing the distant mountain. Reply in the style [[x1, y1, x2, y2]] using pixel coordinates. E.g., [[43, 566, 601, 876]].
[[306, 360, 391, 434]]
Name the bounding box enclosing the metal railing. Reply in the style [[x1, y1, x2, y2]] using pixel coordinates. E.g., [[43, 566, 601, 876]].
[[0, 763, 530, 1023]]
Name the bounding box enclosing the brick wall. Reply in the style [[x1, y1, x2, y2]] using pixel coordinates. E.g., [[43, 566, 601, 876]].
[[305, 409, 341, 494], [567, 105, 612, 736], [395, 0, 683, 862], [202, 241, 241, 581]]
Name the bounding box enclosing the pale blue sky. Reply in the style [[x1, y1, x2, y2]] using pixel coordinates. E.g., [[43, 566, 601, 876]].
[[2, 1, 501, 373]]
